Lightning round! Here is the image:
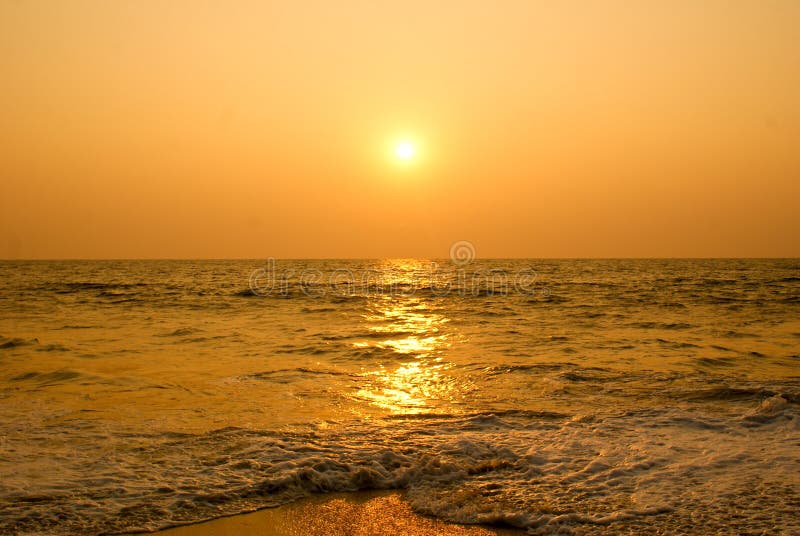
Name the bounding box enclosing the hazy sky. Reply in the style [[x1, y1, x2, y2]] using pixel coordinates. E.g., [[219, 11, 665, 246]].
[[1, 0, 798, 258]]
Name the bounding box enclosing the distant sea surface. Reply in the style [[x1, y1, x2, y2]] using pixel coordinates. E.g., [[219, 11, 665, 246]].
[[1, 259, 799, 534]]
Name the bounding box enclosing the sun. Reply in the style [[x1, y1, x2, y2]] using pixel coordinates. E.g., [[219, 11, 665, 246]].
[[395, 142, 415, 160]]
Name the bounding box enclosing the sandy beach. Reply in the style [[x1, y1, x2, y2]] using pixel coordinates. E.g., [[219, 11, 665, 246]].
[[157, 491, 523, 536]]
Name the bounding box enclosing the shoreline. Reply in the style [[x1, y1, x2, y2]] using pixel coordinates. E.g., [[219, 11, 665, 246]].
[[155, 491, 525, 536]]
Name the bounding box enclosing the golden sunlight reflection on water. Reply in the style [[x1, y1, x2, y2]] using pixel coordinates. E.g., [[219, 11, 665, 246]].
[[352, 261, 467, 414]]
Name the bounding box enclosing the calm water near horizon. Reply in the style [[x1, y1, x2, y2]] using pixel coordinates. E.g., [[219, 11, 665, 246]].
[[1, 259, 798, 534]]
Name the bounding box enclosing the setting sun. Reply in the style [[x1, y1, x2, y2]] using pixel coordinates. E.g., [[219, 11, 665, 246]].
[[395, 142, 415, 160]]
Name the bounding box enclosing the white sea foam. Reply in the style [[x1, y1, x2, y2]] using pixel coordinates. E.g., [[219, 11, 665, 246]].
[[0, 402, 797, 534]]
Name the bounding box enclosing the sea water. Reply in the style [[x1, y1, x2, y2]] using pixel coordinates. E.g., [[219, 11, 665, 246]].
[[0, 259, 798, 534]]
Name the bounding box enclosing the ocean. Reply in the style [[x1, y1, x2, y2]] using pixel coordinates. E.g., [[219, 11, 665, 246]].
[[0, 259, 798, 534]]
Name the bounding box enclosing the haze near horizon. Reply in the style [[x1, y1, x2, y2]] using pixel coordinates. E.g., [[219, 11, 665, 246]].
[[1, 0, 798, 259]]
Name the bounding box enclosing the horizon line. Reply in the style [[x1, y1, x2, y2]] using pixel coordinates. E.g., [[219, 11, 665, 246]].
[[1, 256, 798, 261]]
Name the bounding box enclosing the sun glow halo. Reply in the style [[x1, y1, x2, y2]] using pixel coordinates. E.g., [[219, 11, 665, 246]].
[[395, 142, 415, 160]]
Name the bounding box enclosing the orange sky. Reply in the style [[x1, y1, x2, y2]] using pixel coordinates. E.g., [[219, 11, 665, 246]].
[[1, 0, 798, 259]]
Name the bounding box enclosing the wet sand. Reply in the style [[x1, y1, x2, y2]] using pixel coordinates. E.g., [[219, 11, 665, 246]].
[[157, 491, 523, 536]]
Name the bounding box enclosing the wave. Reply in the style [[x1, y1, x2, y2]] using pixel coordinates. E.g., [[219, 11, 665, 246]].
[[5, 403, 797, 535], [272, 344, 330, 356], [243, 367, 354, 381], [679, 386, 799, 404], [694, 356, 737, 368], [156, 327, 204, 337], [626, 321, 694, 330], [10, 369, 85, 386], [320, 330, 418, 341], [36, 343, 70, 352], [742, 394, 796, 424], [655, 338, 701, 349], [51, 281, 150, 294], [0, 336, 39, 349]]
